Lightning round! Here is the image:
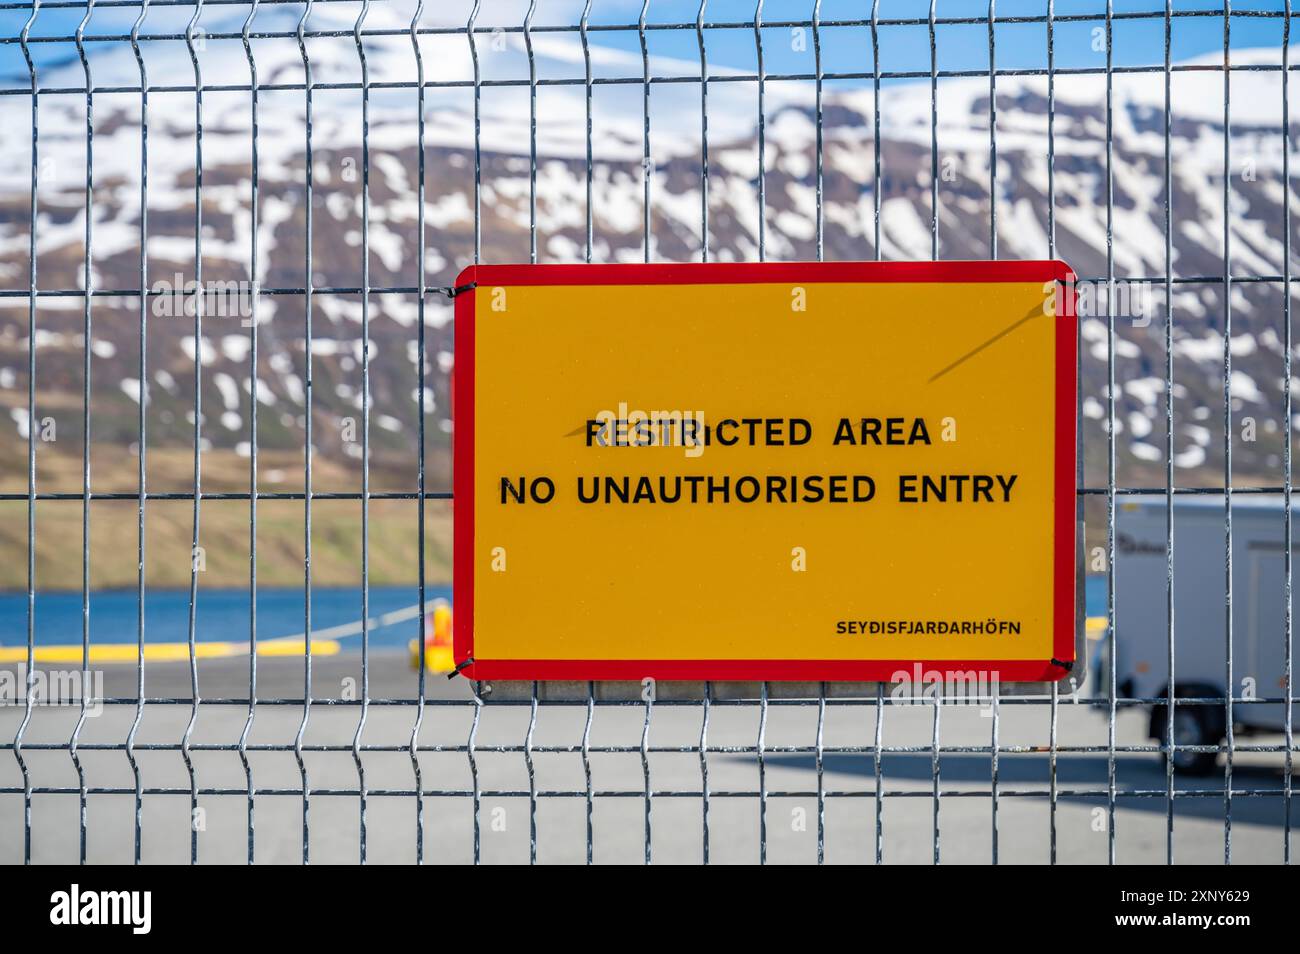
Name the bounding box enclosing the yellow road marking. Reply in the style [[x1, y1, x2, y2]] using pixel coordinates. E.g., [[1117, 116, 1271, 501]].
[[5, 622, 1107, 665], [0, 639, 340, 665]]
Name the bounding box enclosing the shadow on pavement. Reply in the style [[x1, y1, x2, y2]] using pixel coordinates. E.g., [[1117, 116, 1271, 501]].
[[740, 752, 1298, 827]]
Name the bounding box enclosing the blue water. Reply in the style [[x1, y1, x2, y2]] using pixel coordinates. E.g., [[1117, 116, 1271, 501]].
[[0, 585, 452, 649], [0, 578, 1106, 649]]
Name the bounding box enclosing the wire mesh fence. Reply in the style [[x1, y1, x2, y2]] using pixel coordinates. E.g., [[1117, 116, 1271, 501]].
[[0, 0, 1296, 863]]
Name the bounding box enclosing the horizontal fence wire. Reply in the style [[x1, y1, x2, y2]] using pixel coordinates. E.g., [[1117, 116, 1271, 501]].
[[0, 0, 1296, 864]]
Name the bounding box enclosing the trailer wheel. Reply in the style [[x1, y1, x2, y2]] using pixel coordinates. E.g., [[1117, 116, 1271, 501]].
[[1154, 706, 1218, 776], [1150, 687, 1224, 776]]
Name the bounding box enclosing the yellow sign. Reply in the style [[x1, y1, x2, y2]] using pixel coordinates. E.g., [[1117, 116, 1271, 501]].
[[453, 262, 1076, 681]]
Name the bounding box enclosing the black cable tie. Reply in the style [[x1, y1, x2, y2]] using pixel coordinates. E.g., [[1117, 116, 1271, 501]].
[[428, 281, 478, 300], [448, 656, 475, 680], [1050, 657, 1074, 673]]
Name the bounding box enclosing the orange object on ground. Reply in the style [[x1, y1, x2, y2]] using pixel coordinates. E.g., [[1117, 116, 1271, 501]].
[[409, 600, 454, 672]]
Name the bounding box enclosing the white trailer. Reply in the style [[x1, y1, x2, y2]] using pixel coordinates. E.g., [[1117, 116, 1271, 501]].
[[1110, 497, 1296, 774]]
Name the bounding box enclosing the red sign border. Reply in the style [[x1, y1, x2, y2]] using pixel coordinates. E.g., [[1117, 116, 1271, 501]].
[[453, 261, 1078, 682]]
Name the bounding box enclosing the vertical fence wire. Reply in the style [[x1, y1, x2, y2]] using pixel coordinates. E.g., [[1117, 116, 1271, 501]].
[[695, 0, 708, 262], [1221, 1, 1236, 867], [582, 0, 594, 264], [754, 0, 765, 261], [873, 683, 884, 864], [757, 680, 768, 864], [1045, 0, 1059, 868], [640, 683, 652, 864], [700, 681, 710, 864], [525, 0, 537, 265], [409, 0, 427, 867], [640, 0, 651, 263], [1285, 0, 1296, 868], [928, 0, 938, 259], [583, 682, 595, 864], [15, 0, 38, 870], [1103, 0, 1118, 866], [468, 685, 481, 865], [352, 0, 372, 866], [815, 683, 825, 865], [238, 0, 260, 869], [71, 0, 94, 868], [1162, 0, 1177, 866], [812, 0, 822, 262], [181, 0, 205, 867], [126, 0, 149, 867], [870, 0, 881, 260], [526, 682, 538, 864], [468, 0, 481, 263], [293, 0, 314, 866]]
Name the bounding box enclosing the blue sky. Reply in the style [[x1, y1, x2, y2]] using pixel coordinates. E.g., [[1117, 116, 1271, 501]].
[[0, 1, 1295, 91]]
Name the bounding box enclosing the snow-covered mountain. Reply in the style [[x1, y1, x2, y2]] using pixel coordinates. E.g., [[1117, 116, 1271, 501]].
[[1, 3, 1296, 493]]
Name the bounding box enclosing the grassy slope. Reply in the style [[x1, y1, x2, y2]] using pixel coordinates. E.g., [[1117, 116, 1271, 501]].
[[0, 437, 452, 590]]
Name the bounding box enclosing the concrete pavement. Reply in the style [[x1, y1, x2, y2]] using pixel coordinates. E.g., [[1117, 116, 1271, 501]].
[[0, 652, 1294, 864]]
